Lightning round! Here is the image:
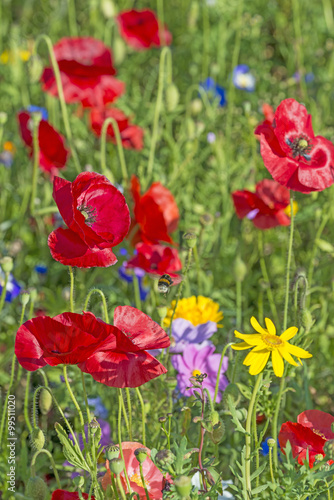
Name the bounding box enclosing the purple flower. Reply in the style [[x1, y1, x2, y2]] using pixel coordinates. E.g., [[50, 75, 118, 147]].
[[118, 263, 149, 301], [0, 151, 13, 168], [232, 65, 256, 92], [170, 319, 217, 353], [0, 267, 21, 302], [199, 77, 226, 107], [171, 344, 229, 403]]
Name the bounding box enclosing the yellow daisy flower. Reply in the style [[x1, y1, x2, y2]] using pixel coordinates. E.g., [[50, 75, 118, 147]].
[[163, 295, 223, 328], [232, 316, 312, 377]]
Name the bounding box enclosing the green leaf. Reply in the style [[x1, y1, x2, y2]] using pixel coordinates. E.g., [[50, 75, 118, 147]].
[[252, 484, 269, 494], [55, 423, 90, 472], [226, 396, 246, 433], [250, 462, 267, 481]]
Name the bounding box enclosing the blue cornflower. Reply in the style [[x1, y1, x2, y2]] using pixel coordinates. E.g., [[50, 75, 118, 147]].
[[199, 77, 226, 106], [118, 263, 150, 301], [34, 264, 48, 274], [232, 65, 256, 92], [26, 105, 48, 120], [87, 396, 108, 419], [293, 71, 315, 84], [0, 151, 13, 168], [0, 267, 21, 302]]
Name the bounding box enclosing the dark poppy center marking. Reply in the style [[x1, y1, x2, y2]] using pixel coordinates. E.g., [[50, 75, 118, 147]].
[[286, 134, 312, 160], [77, 204, 97, 226]]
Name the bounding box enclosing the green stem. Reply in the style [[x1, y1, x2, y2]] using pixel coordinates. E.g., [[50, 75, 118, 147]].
[[146, 47, 172, 183], [34, 34, 81, 173], [307, 213, 329, 307], [84, 288, 109, 322], [81, 371, 91, 424], [258, 232, 280, 329], [120, 389, 130, 436], [0, 272, 9, 314], [63, 365, 85, 432], [213, 343, 233, 405], [272, 192, 295, 470], [139, 463, 150, 500], [29, 113, 41, 214], [269, 445, 275, 486], [68, 0, 78, 37], [116, 474, 127, 500], [118, 389, 132, 493], [292, 0, 307, 100], [24, 372, 33, 434], [30, 449, 61, 487], [236, 280, 242, 330], [201, 1, 210, 79], [245, 373, 263, 497], [69, 266, 75, 313], [100, 117, 128, 184], [0, 355, 16, 447], [252, 392, 260, 488], [125, 388, 133, 441], [135, 387, 146, 447], [193, 245, 202, 293], [133, 273, 142, 311], [157, 0, 166, 46]]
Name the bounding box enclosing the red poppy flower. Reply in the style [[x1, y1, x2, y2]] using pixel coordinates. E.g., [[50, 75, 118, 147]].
[[18, 111, 69, 178], [116, 10, 172, 50], [130, 175, 179, 245], [255, 98, 334, 193], [126, 243, 182, 277], [278, 409, 334, 467], [41, 37, 125, 108], [102, 442, 167, 499], [89, 107, 144, 150], [52, 491, 95, 500], [232, 179, 293, 229], [15, 311, 116, 371], [79, 306, 170, 388], [48, 172, 130, 268]]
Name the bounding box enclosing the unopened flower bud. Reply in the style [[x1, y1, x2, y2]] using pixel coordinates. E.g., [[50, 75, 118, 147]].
[[89, 417, 100, 434], [157, 305, 168, 320], [30, 427, 45, 450], [159, 416, 167, 423], [73, 475, 85, 488], [314, 454, 324, 462], [21, 291, 30, 306], [174, 475, 192, 497], [190, 98, 203, 115], [26, 476, 47, 500], [28, 55, 43, 83], [211, 421, 225, 444], [105, 444, 120, 461], [200, 213, 214, 226], [209, 410, 219, 426], [0, 112, 8, 125], [235, 408, 247, 420], [166, 83, 180, 112], [1, 256, 13, 273], [301, 309, 313, 331], [134, 447, 148, 464], [39, 388, 52, 415], [156, 449, 176, 467], [267, 438, 276, 448], [101, 0, 115, 18], [183, 232, 197, 249], [113, 38, 126, 65], [233, 256, 247, 282], [109, 457, 125, 475]]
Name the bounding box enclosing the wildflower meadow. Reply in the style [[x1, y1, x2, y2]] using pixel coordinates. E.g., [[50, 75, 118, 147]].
[[2, 1, 334, 499]]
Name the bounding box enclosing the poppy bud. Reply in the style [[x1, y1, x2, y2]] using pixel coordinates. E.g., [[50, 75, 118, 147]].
[[301, 309, 313, 331], [236, 408, 247, 421], [183, 232, 197, 249], [209, 410, 219, 426], [109, 457, 125, 476], [156, 449, 176, 467], [174, 475, 192, 498], [190, 98, 203, 115], [30, 427, 45, 450], [267, 438, 276, 448], [101, 0, 116, 18], [73, 475, 85, 488], [134, 447, 148, 464], [233, 256, 247, 282], [211, 421, 225, 444], [25, 476, 47, 500], [0, 112, 8, 125], [166, 83, 180, 112], [105, 444, 120, 461], [113, 38, 126, 65], [89, 417, 100, 434], [39, 388, 52, 415], [28, 55, 43, 83], [0, 256, 13, 273], [21, 291, 30, 306]]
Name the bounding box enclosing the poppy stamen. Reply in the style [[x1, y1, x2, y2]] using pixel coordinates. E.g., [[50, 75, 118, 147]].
[[286, 134, 312, 160], [77, 204, 97, 226]]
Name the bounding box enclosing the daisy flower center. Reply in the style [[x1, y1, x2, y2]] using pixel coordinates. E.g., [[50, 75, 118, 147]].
[[192, 369, 202, 377], [261, 334, 283, 349], [286, 134, 312, 160], [130, 472, 149, 489], [77, 204, 97, 226]]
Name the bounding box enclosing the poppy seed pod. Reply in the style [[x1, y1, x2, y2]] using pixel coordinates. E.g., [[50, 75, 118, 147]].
[[156, 449, 176, 467], [105, 444, 120, 461], [134, 447, 148, 464], [89, 417, 100, 434], [174, 475, 192, 498], [26, 477, 47, 500], [183, 232, 197, 249], [109, 457, 125, 475], [1, 256, 13, 273]]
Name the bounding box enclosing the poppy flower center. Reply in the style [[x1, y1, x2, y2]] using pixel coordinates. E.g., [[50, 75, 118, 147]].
[[77, 204, 97, 226], [262, 334, 283, 348], [286, 134, 312, 160], [312, 428, 326, 440], [130, 472, 149, 488]]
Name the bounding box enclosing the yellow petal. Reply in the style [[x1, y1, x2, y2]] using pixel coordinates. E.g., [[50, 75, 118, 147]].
[[250, 316, 267, 335], [285, 343, 312, 359], [243, 350, 260, 366], [280, 326, 298, 341], [231, 342, 252, 351], [234, 331, 263, 346], [248, 352, 270, 375], [271, 349, 284, 377], [265, 318, 276, 335], [278, 346, 298, 367]]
